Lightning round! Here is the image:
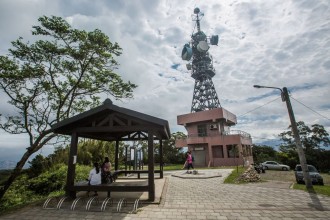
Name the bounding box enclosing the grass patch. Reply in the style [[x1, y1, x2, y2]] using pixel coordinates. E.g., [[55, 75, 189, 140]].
[[223, 166, 246, 184], [293, 184, 330, 197], [163, 164, 183, 171]]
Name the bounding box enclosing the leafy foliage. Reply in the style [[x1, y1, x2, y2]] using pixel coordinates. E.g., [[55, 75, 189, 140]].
[[27, 163, 90, 195], [0, 174, 40, 212], [0, 131, 187, 212], [279, 121, 330, 171], [0, 15, 137, 199], [0, 163, 90, 212], [279, 121, 330, 152], [27, 154, 51, 178], [0, 15, 137, 137], [27, 164, 68, 195], [252, 145, 277, 164], [45, 139, 127, 167], [252, 122, 330, 171], [154, 132, 187, 164]]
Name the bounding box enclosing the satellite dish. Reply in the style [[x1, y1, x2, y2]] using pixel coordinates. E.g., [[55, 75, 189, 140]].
[[194, 8, 200, 14], [182, 44, 192, 60], [210, 35, 219, 45], [197, 41, 209, 52]]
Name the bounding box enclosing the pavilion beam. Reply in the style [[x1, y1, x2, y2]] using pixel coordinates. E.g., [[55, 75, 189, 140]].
[[115, 139, 119, 170], [75, 125, 157, 133], [148, 130, 155, 201], [66, 132, 78, 198]]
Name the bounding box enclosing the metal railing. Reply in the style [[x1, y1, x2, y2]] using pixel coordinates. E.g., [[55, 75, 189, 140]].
[[223, 130, 251, 138], [176, 130, 251, 139]]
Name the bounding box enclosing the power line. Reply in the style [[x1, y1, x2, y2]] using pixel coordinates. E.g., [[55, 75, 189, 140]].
[[237, 96, 281, 118], [218, 96, 281, 123], [290, 96, 330, 121]]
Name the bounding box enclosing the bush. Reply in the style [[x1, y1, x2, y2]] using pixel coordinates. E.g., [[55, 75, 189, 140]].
[[0, 163, 91, 213], [27, 164, 67, 195], [27, 163, 91, 195], [0, 174, 42, 212]]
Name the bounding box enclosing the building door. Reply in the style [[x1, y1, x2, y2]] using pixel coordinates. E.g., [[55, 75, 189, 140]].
[[193, 150, 206, 167]]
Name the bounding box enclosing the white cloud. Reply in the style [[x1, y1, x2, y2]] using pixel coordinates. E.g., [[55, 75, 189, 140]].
[[0, 0, 329, 163]]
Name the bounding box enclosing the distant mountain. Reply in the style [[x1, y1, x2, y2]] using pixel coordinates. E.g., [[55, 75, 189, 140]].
[[0, 160, 17, 170]]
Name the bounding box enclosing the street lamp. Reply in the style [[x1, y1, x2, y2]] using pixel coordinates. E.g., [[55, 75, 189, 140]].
[[253, 85, 313, 189]]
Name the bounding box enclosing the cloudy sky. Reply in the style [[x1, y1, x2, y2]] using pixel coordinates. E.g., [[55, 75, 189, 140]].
[[0, 0, 329, 163]]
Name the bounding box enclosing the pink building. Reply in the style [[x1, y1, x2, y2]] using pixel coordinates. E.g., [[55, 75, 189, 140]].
[[175, 108, 253, 167]]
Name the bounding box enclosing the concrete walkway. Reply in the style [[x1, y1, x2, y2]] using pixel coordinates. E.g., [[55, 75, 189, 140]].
[[1, 169, 330, 219]]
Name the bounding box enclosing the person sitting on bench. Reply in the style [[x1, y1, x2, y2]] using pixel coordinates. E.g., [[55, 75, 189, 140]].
[[101, 157, 113, 183], [88, 162, 101, 196]]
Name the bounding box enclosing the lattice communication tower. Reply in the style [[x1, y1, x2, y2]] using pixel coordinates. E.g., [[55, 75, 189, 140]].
[[181, 8, 221, 112]]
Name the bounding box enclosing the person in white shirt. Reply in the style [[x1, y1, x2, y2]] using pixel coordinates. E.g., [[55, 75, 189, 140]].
[[88, 162, 101, 196]]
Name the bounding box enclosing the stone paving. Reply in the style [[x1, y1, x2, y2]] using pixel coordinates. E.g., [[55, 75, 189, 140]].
[[1, 169, 330, 219]]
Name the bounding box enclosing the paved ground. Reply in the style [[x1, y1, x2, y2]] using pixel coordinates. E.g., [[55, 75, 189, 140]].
[[1, 169, 330, 219]]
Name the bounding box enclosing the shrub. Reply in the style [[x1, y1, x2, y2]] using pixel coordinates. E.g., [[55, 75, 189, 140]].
[[0, 163, 91, 212]]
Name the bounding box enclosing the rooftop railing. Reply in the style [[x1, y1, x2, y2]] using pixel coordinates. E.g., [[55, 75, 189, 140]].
[[177, 130, 251, 139]]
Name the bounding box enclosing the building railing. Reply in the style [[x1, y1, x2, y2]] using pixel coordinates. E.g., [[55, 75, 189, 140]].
[[223, 130, 252, 138], [177, 130, 251, 139]]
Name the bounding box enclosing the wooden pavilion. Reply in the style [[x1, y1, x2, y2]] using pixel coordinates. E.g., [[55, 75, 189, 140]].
[[51, 99, 171, 201]]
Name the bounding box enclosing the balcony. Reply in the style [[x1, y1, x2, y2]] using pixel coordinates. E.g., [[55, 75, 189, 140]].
[[185, 130, 251, 139], [175, 130, 252, 148], [222, 130, 251, 139]]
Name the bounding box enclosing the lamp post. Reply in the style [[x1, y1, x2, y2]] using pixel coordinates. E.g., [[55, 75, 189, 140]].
[[253, 85, 313, 189]]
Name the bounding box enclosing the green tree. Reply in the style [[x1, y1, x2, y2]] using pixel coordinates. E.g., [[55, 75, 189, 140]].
[[77, 139, 126, 166], [279, 121, 330, 170], [27, 154, 51, 178], [48, 146, 69, 165], [161, 132, 186, 164], [252, 144, 277, 164], [152, 132, 186, 164], [0, 16, 137, 199], [45, 140, 126, 168]]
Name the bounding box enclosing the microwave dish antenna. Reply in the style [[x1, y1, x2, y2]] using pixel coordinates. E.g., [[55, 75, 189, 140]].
[[180, 8, 221, 112]]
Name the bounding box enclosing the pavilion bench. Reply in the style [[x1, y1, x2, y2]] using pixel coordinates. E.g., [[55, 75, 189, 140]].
[[71, 180, 149, 197], [69, 170, 161, 198]]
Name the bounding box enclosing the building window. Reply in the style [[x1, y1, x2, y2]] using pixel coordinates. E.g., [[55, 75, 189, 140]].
[[197, 124, 207, 137], [227, 145, 239, 158], [212, 145, 224, 158]]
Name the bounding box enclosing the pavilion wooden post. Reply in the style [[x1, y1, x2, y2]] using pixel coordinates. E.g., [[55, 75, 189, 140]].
[[148, 130, 155, 201], [66, 132, 78, 198], [115, 139, 119, 171], [125, 145, 128, 173], [159, 139, 163, 178]]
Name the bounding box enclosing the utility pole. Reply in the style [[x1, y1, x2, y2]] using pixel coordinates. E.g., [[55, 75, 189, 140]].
[[282, 87, 313, 189], [253, 85, 313, 190]]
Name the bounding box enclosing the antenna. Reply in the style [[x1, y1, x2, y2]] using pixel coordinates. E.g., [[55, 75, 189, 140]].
[[193, 7, 201, 32], [181, 8, 221, 112]]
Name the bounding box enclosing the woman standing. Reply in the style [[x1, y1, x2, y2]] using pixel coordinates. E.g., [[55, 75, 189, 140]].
[[186, 151, 194, 173]]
